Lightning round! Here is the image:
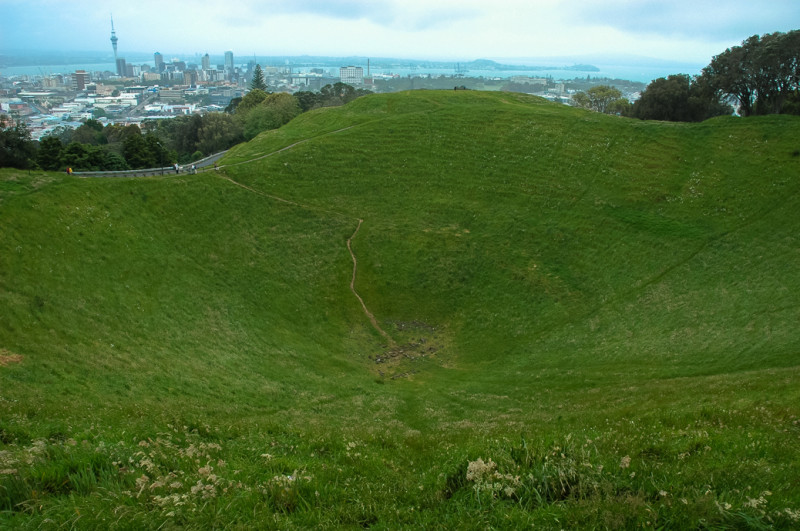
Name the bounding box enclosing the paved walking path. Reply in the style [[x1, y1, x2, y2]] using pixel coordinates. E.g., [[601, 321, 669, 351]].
[[72, 151, 228, 178]]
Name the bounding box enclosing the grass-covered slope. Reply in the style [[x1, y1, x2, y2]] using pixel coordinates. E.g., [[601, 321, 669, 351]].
[[2, 91, 799, 528]]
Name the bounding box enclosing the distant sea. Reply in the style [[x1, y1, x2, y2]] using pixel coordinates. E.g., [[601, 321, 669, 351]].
[[1, 63, 122, 78], [1, 62, 703, 85], [368, 64, 704, 84]]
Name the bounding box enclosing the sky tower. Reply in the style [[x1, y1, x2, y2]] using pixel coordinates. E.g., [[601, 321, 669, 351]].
[[110, 15, 119, 73]]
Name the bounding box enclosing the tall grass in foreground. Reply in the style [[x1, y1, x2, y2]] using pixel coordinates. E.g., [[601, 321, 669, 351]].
[[2, 91, 800, 528]]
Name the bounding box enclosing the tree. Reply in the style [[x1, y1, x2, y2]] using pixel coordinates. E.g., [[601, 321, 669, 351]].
[[174, 114, 203, 158], [144, 113, 244, 162], [37, 136, 64, 170], [104, 123, 140, 145], [703, 38, 758, 116], [607, 97, 631, 116], [783, 90, 800, 115], [122, 131, 153, 169], [701, 30, 800, 116], [319, 83, 357, 107], [225, 97, 242, 114], [354, 87, 374, 99], [752, 31, 800, 114], [236, 89, 269, 117], [49, 125, 75, 145], [197, 113, 243, 155], [60, 142, 91, 170], [242, 106, 277, 140], [242, 93, 301, 140], [60, 142, 106, 171], [572, 85, 628, 114], [293, 91, 321, 112], [72, 119, 106, 145], [686, 74, 734, 120], [250, 64, 267, 91], [588, 85, 626, 114], [0, 114, 36, 169], [634, 75, 689, 121], [102, 151, 129, 171], [571, 91, 590, 109], [144, 133, 170, 168]]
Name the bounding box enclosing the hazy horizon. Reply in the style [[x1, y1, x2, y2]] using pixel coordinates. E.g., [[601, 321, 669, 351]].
[[0, 50, 706, 85]]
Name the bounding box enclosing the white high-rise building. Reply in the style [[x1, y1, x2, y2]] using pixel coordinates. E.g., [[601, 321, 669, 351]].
[[339, 66, 363, 85]]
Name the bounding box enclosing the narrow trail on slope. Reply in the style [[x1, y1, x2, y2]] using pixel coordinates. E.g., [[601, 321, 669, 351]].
[[216, 164, 395, 347], [218, 126, 356, 170], [217, 173, 305, 209], [347, 219, 396, 347]]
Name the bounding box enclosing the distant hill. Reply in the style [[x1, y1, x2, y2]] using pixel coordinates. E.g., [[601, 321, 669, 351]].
[[2, 91, 799, 528], [465, 58, 599, 71]]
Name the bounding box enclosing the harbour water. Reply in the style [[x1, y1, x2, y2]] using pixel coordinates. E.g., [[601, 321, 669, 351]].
[[1, 61, 704, 85]]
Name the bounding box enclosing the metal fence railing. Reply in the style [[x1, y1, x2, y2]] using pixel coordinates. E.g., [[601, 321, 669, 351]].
[[72, 150, 228, 178]]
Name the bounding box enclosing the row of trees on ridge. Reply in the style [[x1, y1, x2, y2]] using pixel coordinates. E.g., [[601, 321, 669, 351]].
[[1, 75, 372, 171], [572, 30, 800, 121]]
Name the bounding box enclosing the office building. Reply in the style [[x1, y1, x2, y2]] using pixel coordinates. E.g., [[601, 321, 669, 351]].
[[339, 66, 364, 85], [154, 52, 165, 73], [116, 58, 127, 78], [72, 70, 90, 91]]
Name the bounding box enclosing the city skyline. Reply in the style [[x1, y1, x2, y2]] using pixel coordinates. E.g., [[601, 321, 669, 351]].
[[2, 0, 799, 67]]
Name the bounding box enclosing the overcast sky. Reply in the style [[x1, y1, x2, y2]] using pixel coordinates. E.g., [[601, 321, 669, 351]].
[[2, 0, 798, 65]]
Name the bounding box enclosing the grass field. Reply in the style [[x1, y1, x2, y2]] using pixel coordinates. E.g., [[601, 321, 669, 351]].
[[2, 90, 800, 529]]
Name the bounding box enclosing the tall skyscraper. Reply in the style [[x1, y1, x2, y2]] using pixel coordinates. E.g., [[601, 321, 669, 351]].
[[224, 51, 234, 72], [154, 52, 165, 73], [116, 58, 128, 78], [202, 53, 211, 70], [110, 15, 119, 74]]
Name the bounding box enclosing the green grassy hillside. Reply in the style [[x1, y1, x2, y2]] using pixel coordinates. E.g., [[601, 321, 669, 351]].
[[2, 90, 800, 528]]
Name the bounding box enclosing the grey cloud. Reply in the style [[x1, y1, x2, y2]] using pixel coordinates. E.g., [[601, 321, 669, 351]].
[[247, 0, 481, 30], [568, 0, 800, 41], [267, 0, 378, 20]]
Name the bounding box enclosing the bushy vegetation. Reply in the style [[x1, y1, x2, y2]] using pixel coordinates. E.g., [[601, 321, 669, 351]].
[[2, 90, 800, 528], [0, 115, 36, 169], [571, 31, 799, 122], [703, 30, 800, 116], [630, 74, 733, 122], [571, 85, 631, 115], [1, 82, 373, 171], [630, 30, 800, 121]]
